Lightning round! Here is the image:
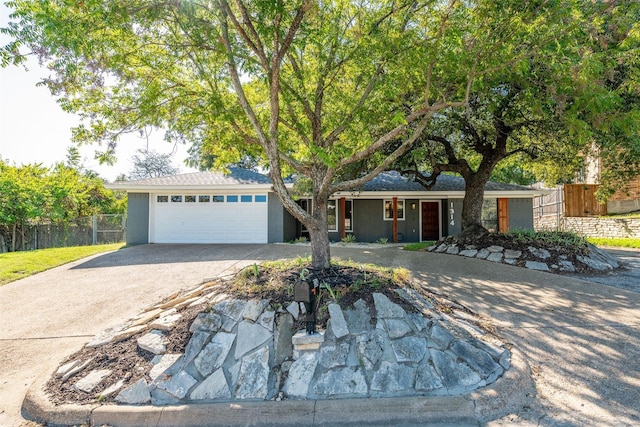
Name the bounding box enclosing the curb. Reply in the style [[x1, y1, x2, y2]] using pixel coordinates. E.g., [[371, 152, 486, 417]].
[[21, 347, 531, 427]]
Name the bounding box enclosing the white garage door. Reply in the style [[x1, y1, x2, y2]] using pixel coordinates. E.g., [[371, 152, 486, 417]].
[[152, 194, 268, 243]]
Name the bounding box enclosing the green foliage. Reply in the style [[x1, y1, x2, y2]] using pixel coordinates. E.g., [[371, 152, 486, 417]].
[[375, 237, 389, 245], [587, 237, 640, 249], [0, 160, 125, 229], [341, 234, 356, 243], [0, 243, 123, 286], [403, 242, 436, 251], [505, 229, 588, 248]]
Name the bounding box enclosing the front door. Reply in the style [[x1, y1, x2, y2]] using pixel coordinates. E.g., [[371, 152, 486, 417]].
[[421, 202, 440, 241], [498, 198, 509, 232]]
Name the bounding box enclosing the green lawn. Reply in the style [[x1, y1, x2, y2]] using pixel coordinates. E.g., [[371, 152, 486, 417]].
[[0, 243, 124, 286], [587, 237, 640, 249], [403, 241, 436, 251]]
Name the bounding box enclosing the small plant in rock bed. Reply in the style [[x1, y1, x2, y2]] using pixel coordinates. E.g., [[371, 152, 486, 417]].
[[230, 259, 413, 328], [341, 234, 357, 243], [506, 229, 588, 249], [376, 237, 389, 244]]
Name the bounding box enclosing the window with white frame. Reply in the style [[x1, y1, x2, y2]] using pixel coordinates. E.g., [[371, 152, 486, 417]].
[[344, 199, 353, 231], [384, 199, 404, 220], [327, 200, 337, 231]]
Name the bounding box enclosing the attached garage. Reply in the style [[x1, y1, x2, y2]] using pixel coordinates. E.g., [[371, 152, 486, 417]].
[[110, 168, 289, 245], [150, 193, 269, 243]]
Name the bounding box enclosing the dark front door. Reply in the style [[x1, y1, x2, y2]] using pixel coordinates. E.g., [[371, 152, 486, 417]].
[[421, 202, 439, 241]]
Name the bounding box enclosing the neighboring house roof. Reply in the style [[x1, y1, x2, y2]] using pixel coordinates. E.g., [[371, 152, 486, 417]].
[[109, 168, 545, 197]]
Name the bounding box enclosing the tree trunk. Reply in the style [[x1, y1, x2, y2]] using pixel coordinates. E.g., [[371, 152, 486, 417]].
[[12, 224, 16, 252], [308, 194, 331, 270], [460, 172, 492, 236]]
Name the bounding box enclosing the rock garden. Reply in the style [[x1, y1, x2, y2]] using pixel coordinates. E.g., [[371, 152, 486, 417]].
[[46, 258, 510, 406]]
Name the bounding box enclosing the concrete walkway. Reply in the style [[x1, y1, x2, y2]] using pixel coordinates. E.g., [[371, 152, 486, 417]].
[[2, 244, 639, 426]]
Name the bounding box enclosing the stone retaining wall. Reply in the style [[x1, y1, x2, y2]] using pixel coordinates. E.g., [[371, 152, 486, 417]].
[[535, 216, 640, 238]]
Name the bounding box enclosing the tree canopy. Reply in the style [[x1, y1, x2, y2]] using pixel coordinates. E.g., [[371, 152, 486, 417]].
[[129, 148, 180, 180], [3, 0, 638, 265], [0, 160, 126, 250]]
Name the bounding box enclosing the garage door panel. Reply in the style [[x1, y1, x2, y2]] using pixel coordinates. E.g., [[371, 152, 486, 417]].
[[152, 194, 268, 244]]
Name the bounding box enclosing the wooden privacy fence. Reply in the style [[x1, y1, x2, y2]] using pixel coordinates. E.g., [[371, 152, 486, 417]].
[[563, 184, 607, 217], [0, 214, 126, 253]]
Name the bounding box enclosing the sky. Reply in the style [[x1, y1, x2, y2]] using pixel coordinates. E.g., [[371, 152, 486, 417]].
[[0, 4, 195, 182]]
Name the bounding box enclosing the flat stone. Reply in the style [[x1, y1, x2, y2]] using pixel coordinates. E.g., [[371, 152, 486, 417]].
[[115, 379, 151, 404], [195, 332, 236, 377], [73, 369, 112, 393], [587, 244, 619, 268], [525, 261, 550, 272], [487, 245, 504, 253], [434, 243, 448, 253], [558, 260, 576, 272], [373, 293, 406, 319], [451, 340, 502, 378], [486, 253, 504, 263], [183, 330, 211, 366], [137, 330, 166, 355], [343, 299, 372, 334], [370, 361, 415, 393], [87, 324, 147, 348], [98, 379, 125, 398], [384, 318, 412, 339], [213, 299, 246, 321], [577, 254, 614, 271], [391, 336, 427, 363], [430, 324, 455, 349], [235, 346, 270, 399], [328, 303, 349, 339], [258, 310, 275, 332], [149, 353, 182, 381], [286, 302, 300, 320], [446, 245, 460, 255], [55, 359, 82, 378], [61, 358, 94, 382], [190, 369, 231, 400], [356, 332, 384, 370], [504, 258, 517, 265], [430, 349, 482, 392], [284, 352, 318, 397], [319, 342, 350, 369], [292, 330, 325, 345], [131, 308, 164, 326], [189, 312, 222, 334], [407, 312, 429, 332], [242, 299, 269, 322], [504, 249, 522, 259], [235, 321, 272, 359], [459, 249, 478, 257], [314, 367, 368, 397], [155, 370, 197, 399], [274, 313, 294, 365], [476, 249, 490, 259], [528, 246, 551, 259], [149, 311, 181, 331], [415, 363, 444, 392]]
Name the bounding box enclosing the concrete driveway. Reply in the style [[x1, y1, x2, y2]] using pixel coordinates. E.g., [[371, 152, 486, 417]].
[[576, 247, 640, 293], [0, 244, 292, 427], [1, 243, 639, 426]]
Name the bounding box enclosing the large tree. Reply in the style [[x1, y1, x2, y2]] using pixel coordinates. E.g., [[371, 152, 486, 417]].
[[129, 149, 180, 180], [2, 0, 597, 268], [395, 0, 640, 233]]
